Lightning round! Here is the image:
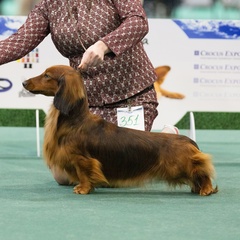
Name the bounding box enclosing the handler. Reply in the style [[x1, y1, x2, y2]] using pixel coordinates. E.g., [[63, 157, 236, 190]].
[[0, 0, 158, 131]]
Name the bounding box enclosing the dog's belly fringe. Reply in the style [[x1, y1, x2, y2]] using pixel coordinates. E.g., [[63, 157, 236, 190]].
[[43, 106, 62, 168], [100, 144, 216, 192]]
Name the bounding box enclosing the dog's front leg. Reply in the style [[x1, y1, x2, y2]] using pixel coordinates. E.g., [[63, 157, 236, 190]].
[[71, 156, 108, 194], [73, 164, 93, 194]]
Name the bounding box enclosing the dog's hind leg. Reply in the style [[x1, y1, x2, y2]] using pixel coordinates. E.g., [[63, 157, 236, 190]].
[[191, 175, 218, 196], [189, 152, 218, 196]]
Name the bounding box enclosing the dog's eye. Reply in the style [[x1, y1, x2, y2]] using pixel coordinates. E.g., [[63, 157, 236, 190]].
[[44, 73, 50, 78]]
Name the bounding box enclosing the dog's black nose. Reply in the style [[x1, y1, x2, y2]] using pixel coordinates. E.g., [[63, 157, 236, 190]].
[[22, 81, 28, 87]]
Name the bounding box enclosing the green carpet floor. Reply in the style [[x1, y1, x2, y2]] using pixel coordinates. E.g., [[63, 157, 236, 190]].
[[0, 127, 240, 240]]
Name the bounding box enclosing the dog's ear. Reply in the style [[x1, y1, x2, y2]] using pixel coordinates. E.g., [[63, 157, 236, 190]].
[[154, 66, 171, 85], [53, 71, 86, 115]]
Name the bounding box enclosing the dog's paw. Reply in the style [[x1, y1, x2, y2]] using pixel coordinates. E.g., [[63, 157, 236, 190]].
[[73, 184, 93, 194], [199, 185, 218, 196], [191, 185, 218, 196]]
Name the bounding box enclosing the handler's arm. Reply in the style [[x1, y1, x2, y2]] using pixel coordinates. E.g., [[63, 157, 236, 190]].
[[0, 3, 50, 65], [100, 0, 148, 56]]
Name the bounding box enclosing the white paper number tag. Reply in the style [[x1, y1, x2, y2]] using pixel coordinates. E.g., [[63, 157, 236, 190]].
[[117, 106, 145, 131]]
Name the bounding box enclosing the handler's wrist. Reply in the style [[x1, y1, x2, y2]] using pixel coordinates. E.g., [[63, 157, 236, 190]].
[[96, 40, 111, 54]]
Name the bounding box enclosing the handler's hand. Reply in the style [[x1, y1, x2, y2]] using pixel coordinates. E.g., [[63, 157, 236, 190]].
[[78, 40, 110, 71]]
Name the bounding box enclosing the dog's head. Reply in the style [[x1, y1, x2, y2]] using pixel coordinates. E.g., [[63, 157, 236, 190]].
[[154, 65, 171, 85], [23, 65, 87, 115]]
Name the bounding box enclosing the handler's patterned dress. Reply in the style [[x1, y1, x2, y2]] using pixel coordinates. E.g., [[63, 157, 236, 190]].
[[0, 0, 158, 131]]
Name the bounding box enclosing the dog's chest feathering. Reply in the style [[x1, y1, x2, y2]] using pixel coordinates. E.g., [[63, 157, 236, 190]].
[[43, 106, 64, 167]]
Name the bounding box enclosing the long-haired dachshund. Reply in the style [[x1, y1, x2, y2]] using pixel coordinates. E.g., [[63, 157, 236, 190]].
[[23, 65, 218, 196]]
